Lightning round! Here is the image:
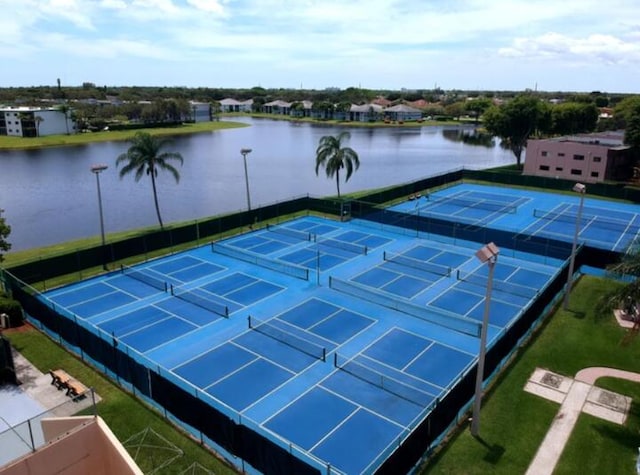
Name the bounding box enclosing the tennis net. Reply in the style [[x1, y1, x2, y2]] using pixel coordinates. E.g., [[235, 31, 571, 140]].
[[427, 195, 518, 214], [171, 284, 229, 318], [211, 243, 309, 280], [334, 354, 434, 407], [315, 236, 368, 255], [456, 270, 538, 299], [266, 223, 312, 241], [248, 316, 326, 361], [383, 251, 451, 277], [121, 264, 167, 292], [328, 277, 481, 337], [533, 208, 640, 233]]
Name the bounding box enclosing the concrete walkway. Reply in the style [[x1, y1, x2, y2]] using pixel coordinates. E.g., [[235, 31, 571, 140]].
[[526, 367, 640, 475]]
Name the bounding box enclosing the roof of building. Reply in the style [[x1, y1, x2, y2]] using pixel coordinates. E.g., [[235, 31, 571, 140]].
[[384, 104, 422, 113], [539, 131, 627, 148], [350, 103, 384, 113], [264, 100, 292, 107]]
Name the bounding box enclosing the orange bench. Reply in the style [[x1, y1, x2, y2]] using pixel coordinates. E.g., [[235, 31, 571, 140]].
[[66, 379, 88, 398], [49, 369, 71, 390]]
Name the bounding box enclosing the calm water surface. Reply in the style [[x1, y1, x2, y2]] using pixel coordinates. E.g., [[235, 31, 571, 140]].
[[0, 118, 514, 251]]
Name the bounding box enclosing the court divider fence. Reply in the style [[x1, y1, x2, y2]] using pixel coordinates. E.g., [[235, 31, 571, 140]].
[[0, 167, 632, 474]]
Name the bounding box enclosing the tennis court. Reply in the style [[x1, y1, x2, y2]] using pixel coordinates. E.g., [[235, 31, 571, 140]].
[[40, 213, 566, 474], [388, 183, 640, 252]]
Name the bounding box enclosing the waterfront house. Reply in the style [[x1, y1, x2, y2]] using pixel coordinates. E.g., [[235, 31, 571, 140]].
[[0, 107, 75, 137]]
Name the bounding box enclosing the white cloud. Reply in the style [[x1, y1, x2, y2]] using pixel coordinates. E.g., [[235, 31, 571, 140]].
[[499, 32, 640, 65], [186, 0, 226, 15], [1, 0, 639, 91], [100, 0, 127, 8]]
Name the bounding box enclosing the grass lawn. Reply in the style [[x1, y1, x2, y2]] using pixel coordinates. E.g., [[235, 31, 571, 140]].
[[421, 275, 640, 474], [0, 120, 247, 150], [5, 327, 239, 474]]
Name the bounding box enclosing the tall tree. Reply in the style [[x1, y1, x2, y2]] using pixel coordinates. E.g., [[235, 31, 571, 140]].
[[0, 210, 11, 263], [624, 104, 640, 148], [483, 95, 549, 167], [465, 97, 493, 124], [315, 131, 360, 198], [116, 132, 184, 229], [550, 102, 599, 135]]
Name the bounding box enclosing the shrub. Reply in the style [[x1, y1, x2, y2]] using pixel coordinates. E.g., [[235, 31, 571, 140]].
[[0, 294, 23, 328]]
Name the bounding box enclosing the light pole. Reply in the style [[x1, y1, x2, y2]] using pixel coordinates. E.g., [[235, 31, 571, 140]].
[[563, 183, 586, 310], [91, 164, 108, 270], [471, 241, 499, 437], [240, 148, 252, 211]]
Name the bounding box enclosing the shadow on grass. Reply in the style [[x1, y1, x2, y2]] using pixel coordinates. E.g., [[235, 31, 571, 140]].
[[472, 435, 507, 464], [566, 309, 587, 319]]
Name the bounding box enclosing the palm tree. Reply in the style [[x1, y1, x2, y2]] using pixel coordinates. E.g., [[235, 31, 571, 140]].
[[116, 132, 184, 229], [315, 131, 360, 199], [34, 116, 44, 136], [596, 243, 640, 341], [56, 104, 71, 134]]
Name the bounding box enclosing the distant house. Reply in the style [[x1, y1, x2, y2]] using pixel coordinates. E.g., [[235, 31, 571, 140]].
[[523, 131, 634, 183], [0, 106, 75, 137], [263, 100, 292, 115], [289, 100, 313, 118], [189, 101, 212, 123], [372, 97, 392, 107], [349, 104, 384, 122], [383, 104, 423, 122], [219, 98, 253, 113]]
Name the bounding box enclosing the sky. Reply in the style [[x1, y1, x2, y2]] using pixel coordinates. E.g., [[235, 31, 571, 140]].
[[2, 0, 640, 93]]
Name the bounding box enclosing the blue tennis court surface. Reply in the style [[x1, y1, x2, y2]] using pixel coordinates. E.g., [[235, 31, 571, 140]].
[[43, 200, 573, 473], [390, 183, 640, 252]]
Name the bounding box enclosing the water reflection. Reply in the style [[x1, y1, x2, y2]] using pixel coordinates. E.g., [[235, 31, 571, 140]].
[[441, 129, 496, 148]]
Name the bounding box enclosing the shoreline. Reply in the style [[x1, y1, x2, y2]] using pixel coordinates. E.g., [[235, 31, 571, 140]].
[[0, 115, 475, 151]]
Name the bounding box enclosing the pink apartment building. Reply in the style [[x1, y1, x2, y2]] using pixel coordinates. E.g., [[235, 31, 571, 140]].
[[523, 131, 634, 183]]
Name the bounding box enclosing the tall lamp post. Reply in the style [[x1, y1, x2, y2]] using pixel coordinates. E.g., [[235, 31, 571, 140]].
[[240, 148, 252, 211], [563, 183, 586, 310], [471, 241, 499, 437], [91, 164, 108, 270]]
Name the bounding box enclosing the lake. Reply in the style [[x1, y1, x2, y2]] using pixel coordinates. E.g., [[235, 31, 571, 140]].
[[0, 118, 514, 251]]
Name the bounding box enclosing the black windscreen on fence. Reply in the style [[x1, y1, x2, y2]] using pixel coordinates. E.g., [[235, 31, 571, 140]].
[[354, 207, 575, 261]]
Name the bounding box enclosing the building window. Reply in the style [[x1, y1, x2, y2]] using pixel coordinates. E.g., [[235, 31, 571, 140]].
[[573, 154, 585, 161], [539, 165, 550, 171], [558, 152, 565, 157], [555, 167, 563, 171], [593, 156, 602, 162], [571, 169, 582, 175], [590, 171, 599, 178], [541, 151, 548, 157]]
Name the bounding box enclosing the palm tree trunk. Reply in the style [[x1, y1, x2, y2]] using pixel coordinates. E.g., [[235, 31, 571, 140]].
[[336, 169, 341, 198], [150, 169, 164, 229]]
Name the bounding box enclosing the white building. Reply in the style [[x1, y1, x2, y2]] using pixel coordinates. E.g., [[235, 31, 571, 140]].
[[189, 101, 212, 123], [0, 107, 75, 137], [219, 98, 253, 113]]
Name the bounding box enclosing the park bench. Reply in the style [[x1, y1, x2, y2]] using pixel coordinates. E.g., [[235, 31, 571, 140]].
[[49, 369, 71, 390], [65, 379, 88, 399]]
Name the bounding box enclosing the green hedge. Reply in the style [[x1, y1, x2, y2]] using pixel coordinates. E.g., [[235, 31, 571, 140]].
[[0, 293, 22, 328]]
